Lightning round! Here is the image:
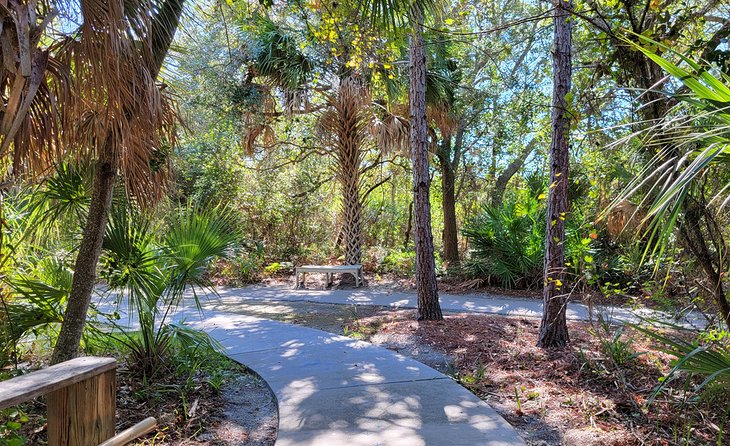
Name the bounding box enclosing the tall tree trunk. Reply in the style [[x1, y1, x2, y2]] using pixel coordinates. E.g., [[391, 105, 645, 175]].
[[538, 0, 573, 348], [332, 79, 365, 266], [52, 141, 117, 363], [440, 150, 459, 266], [410, 4, 442, 321], [404, 200, 413, 249]]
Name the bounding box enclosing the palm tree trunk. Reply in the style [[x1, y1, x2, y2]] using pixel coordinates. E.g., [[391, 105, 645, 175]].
[[51, 0, 185, 364], [52, 140, 117, 363], [341, 169, 363, 265], [410, 3, 442, 321], [538, 0, 573, 348]]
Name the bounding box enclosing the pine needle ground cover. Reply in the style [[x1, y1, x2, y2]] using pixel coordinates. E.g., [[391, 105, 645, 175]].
[[354, 311, 726, 446]]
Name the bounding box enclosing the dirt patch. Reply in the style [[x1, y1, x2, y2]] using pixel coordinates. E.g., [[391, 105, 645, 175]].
[[118, 362, 277, 446], [209, 373, 277, 445], [205, 299, 390, 335]]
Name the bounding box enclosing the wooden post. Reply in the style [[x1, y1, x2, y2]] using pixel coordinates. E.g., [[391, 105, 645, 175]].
[[0, 357, 120, 446], [47, 367, 116, 446]]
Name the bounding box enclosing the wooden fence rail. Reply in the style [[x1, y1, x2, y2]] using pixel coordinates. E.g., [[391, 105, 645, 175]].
[[0, 356, 156, 446]]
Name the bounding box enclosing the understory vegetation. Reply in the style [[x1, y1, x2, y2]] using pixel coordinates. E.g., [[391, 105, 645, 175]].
[[1, 0, 730, 444]]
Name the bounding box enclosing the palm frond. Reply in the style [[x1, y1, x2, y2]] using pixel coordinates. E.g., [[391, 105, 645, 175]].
[[609, 36, 730, 263]]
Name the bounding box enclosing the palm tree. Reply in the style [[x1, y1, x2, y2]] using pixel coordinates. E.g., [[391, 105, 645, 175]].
[[537, 0, 573, 348], [0, 2, 65, 177], [239, 12, 408, 267], [0, 2, 69, 313], [611, 37, 730, 328], [51, 0, 184, 364]]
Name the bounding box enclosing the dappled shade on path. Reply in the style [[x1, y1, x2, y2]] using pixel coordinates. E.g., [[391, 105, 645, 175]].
[[189, 312, 526, 445]]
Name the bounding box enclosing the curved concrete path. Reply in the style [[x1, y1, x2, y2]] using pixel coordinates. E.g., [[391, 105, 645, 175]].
[[188, 310, 526, 446], [214, 285, 705, 328]]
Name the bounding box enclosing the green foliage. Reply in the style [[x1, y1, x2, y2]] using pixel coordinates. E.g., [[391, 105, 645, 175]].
[[214, 242, 266, 285], [638, 326, 730, 404], [616, 37, 730, 264], [101, 202, 236, 378], [1, 258, 73, 364], [0, 409, 29, 446], [595, 319, 643, 368], [462, 199, 545, 289], [378, 248, 417, 275]]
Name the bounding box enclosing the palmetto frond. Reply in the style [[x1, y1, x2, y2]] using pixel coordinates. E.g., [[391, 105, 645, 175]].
[[60, 0, 182, 205], [358, 0, 437, 30], [251, 15, 312, 92], [609, 36, 730, 260], [370, 104, 410, 153], [0, 2, 69, 182]]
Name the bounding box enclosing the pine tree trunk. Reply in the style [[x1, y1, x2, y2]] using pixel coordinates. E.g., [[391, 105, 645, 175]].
[[410, 4, 442, 321], [52, 140, 117, 364], [538, 0, 573, 348], [440, 152, 459, 266]]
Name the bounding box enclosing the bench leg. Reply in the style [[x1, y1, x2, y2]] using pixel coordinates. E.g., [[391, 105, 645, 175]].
[[353, 271, 361, 288], [296, 272, 306, 289], [326, 273, 333, 288]]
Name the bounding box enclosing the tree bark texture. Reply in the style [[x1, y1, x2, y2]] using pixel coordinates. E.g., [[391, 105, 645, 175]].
[[439, 149, 459, 266], [340, 163, 363, 265], [437, 125, 464, 267], [538, 0, 573, 348], [410, 5, 442, 321], [52, 142, 117, 364], [326, 78, 368, 266]]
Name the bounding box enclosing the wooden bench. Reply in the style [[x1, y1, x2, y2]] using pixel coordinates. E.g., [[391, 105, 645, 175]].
[[295, 264, 364, 288], [0, 356, 157, 446]]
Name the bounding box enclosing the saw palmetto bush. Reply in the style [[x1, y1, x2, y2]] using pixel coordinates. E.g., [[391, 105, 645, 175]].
[[101, 202, 237, 377], [1, 258, 73, 365], [462, 199, 545, 289]]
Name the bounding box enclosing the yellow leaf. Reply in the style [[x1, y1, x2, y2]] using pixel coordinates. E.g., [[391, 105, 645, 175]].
[[538, 193, 546, 200], [445, 18, 454, 25]]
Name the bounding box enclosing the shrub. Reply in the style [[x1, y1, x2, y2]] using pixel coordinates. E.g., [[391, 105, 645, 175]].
[[377, 248, 417, 275], [462, 200, 545, 289]]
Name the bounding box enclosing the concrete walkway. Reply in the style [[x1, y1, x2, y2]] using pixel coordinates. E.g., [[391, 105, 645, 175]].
[[214, 285, 706, 328], [188, 310, 526, 446], [113, 284, 702, 445]]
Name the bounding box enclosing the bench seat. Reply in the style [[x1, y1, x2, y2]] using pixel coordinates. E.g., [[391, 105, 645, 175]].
[[295, 264, 363, 288]]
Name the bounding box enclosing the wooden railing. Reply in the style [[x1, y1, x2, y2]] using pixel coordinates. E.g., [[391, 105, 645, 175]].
[[0, 356, 156, 446]]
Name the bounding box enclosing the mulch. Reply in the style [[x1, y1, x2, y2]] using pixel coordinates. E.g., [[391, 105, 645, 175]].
[[357, 310, 726, 446]]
